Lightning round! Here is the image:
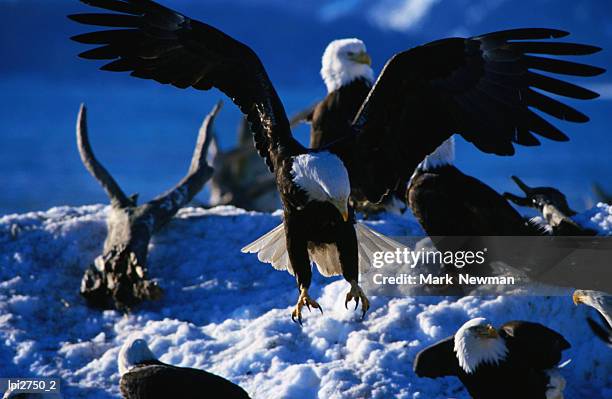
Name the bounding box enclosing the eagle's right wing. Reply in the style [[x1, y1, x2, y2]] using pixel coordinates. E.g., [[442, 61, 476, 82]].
[[70, 0, 304, 172]]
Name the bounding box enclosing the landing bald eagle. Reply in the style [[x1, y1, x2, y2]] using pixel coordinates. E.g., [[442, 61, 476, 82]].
[[70, 0, 604, 323], [573, 289, 612, 346], [118, 337, 251, 399], [414, 318, 570, 399]]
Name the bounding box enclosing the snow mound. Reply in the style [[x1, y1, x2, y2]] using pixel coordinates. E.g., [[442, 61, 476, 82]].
[[575, 202, 612, 234], [0, 205, 610, 398]]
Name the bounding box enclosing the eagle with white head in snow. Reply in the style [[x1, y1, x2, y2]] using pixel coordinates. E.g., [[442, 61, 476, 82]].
[[118, 337, 251, 399], [69, 0, 604, 323], [414, 318, 570, 399]]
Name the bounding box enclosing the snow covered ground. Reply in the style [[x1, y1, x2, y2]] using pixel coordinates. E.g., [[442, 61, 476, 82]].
[[0, 205, 611, 398]]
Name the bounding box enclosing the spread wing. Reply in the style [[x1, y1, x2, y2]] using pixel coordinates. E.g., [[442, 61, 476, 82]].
[[69, 0, 304, 172], [332, 28, 604, 203], [413, 336, 460, 378]]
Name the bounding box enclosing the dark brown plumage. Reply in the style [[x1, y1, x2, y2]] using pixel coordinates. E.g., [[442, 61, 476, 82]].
[[118, 339, 251, 399], [414, 319, 570, 399], [69, 0, 604, 323], [407, 165, 539, 236], [309, 78, 372, 148], [120, 364, 251, 399]]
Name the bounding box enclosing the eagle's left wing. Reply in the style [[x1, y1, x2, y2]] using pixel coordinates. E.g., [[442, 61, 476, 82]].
[[330, 28, 604, 203]]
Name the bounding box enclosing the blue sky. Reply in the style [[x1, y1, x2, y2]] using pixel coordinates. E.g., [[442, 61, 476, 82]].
[[0, 0, 610, 213]]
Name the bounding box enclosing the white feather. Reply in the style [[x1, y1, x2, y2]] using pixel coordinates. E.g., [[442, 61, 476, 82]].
[[291, 152, 350, 203], [418, 136, 455, 171], [454, 318, 508, 374], [241, 222, 408, 277], [118, 337, 157, 376], [575, 289, 612, 327], [321, 38, 374, 93]]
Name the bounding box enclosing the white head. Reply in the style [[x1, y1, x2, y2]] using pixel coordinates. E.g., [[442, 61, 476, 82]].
[[454, 318, 508, 374], [419, 136, 455, 171], [321, 38, 374, 93], [118, 337, 157, 376], [573, 289, 612, 327], [291, 152, 351, 221]]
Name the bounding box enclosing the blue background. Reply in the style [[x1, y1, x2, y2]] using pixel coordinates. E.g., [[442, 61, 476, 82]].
[[0, 0, 610, 214]]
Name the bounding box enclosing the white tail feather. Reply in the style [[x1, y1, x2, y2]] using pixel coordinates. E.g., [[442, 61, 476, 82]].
[[241, 223, 293, 274], [241, 222, 408, 276]]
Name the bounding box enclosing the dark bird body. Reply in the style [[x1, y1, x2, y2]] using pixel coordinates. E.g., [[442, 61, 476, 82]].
[[70, 0, 604, 322], [414, 319, 570, 399], [309, 76, 407, 215], [408, 164, 539, 236], [120, 362, 251, 399], [309, 78, 372, 148], [118, 338, 250, 399]]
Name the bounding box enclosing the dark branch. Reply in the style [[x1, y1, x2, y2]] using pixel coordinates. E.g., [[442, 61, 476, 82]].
[[147, 101, 221, 225], [79, 102, 221, 311], [289, 102, 317, 128], [76, 104, 130, 208]]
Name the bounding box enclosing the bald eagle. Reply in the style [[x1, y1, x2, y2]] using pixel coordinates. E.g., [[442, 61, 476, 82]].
[[573, 289, 612, 346], [293, 38, 405, 216], [69, 0, 604, 323], [414, 318, 570, 399], [504, 176, 597, 235], [407, 137, 542, 236], [308, 38, 374, 149], [118, 337, 251, 399]]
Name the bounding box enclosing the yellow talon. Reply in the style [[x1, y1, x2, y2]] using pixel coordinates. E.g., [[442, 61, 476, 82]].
[[345, 280, 370, 319], [291, 287, 323, 325]]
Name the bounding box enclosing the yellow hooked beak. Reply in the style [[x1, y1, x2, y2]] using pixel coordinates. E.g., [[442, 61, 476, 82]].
[[477, 325, 499, 339], [573, 291, 584, 306], [332, 199, 350, 222], [349, 51, 372, 66]]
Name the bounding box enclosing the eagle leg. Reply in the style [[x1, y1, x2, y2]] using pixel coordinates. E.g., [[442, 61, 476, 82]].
[[345, 280, 370, 319], [291, 287, 323, 325]]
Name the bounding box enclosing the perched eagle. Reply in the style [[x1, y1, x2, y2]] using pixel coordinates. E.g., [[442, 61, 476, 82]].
[[118, 337, 251, 399], [70, 0, 603, 323], [414, 318, 570, 399], [504, 176, 597, 235], [293, 38, 405, 216], [308, 38, 374, 149], [573, 289, 612, 346], [407, 137, 542, 236]]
